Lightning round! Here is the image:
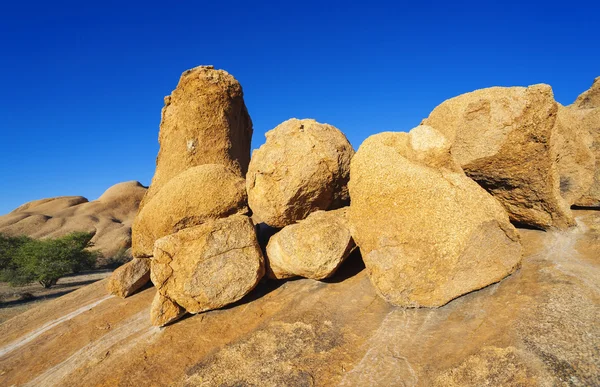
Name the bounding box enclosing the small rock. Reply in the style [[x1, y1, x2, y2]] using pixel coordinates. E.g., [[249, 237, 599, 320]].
[[266, 208, 355, 280], [150, 292, 186, 327], [106, 258, 151, 298]]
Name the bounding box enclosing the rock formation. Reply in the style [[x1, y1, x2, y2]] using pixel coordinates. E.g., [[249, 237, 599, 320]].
[[0, 181, 146, 260], [570, 77, 600, 207], [151, 215, 264, 314], [573, 76, 600, 109], [423, 84, 575, 229], [554, 105, 596, 205], [246, 118, 354, 228], [150, 292, 186, 327], [266, 208, 355, 280], [131, 164, 248, 257], [348, 126, 522, 307], [106, 258, 151, 298], [139, 65, 252, 210]]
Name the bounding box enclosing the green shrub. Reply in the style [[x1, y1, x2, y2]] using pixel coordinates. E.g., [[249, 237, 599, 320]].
[[0, 232, 100, 288]]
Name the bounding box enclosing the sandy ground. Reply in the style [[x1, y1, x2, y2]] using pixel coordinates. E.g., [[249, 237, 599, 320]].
[[0, 270, 113, 324]]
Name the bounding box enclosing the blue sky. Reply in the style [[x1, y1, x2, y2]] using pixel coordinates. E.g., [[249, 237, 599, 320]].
[[1, 0, 598, 215]]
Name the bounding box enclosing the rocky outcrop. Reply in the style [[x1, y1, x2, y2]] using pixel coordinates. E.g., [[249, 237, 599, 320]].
[[348, 126, 522, 307], [0, 181, 146, 260], [106, 258, 151, 298], [554, 105, 596, 205], [131, 164, 248, 257], [246, 118, 354, 228], [266, 208, 355, 280], [570, 77, 600, 207], [150, 292, 186, 327], [573, 76, 600, 109], [423, 84, 575, 229], [2, 210, 597, 387], [140, 65, 253, 209], [151, 215, 264, 314]]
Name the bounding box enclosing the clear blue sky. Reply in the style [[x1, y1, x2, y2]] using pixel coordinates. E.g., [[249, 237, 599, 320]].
[[1, 0, 598, 215]]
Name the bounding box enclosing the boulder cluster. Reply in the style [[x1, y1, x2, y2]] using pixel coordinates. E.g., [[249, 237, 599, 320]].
[[107, 66, 600, 326]]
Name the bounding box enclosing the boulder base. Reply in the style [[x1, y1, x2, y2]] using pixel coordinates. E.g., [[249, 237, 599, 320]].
[[106, 258, 151, 298]]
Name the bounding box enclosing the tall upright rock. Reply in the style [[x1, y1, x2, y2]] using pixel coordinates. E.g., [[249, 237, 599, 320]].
[[348, 126, 522, 307], [570, 77, 600, 207], [140, 65, 253, 209], [246, 119, 354, 228], [423, 84, 574, 230], [553, 105, 595, 205]]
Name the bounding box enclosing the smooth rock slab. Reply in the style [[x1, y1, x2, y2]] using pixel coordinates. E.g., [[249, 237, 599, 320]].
[[348, 125, 523, 307], [151, 215, 265, 314], [266, 208, 355, 280]]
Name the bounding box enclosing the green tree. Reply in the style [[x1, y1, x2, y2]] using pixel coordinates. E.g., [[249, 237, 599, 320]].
[[0, 232, 100, 288]]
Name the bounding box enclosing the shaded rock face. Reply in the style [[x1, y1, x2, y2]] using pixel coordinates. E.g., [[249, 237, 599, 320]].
[[246, 118, 354, 228], [423, 84, 575, 230], [150, 292, 186, 327], [131, 164, 248, 258], [106, 258, 151, 298], [554, 105, 596, 205], [0, 181, 146, 260], [0, 210, 597, 387], [140, 65, 253, 210], [266, 208, 355, 280], [348, 126, 522, 307], [151, 215, 264, 314], [570, 78, 600, 207]]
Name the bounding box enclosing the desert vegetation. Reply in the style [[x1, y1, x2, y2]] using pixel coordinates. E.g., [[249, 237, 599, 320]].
[[0, 232, 99, 288]]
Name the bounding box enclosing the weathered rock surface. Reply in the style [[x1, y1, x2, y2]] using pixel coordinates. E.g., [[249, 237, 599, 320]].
[[132, 164, 248, 257], [570, 78, 600, 207], [573, 76, 600, 109], [151, 215, 264, 314], [348, 126, 522, 307], [246, 118, 354, 228], [0, 181, 146, 260], [554, 105, 596, 205], [150, 292, 186, 327], [1, 210, 597, 387], [140, 65, 253, 209], [423, 84, 575, 229], [266, 208, 355, 280], [106, 258, 151, 298]]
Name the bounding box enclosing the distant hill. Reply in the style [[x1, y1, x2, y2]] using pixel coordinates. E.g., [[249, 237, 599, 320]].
[[0, 181, 146, 262]]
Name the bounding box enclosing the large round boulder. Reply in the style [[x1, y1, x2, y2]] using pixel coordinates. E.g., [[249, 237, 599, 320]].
[[423, 84, 574, 229], [266, 208, 355, 280], [246, 118, 354, 228], [151, 215, 265, 314], [132, 164, 248, 257], [140, 65, 253, 209], [348, 125, 522, 307]]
